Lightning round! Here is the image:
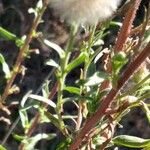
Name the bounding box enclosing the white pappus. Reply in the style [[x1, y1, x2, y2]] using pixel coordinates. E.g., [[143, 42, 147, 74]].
[[50, 0, 121, 25]]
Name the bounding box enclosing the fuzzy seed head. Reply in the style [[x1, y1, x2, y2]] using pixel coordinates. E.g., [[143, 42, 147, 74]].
[[50, 0, 121, 25]]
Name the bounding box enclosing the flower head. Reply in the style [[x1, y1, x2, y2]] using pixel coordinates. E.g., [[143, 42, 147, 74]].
[[50, 0, 121, 25]]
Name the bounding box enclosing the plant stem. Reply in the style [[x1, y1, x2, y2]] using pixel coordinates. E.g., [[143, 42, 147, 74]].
[[76, 26, 96, 130], [68, 41, 150, 150], [114, 0, 142, 52], [56, 25, 78, 136], [1, 2, 47, 103]]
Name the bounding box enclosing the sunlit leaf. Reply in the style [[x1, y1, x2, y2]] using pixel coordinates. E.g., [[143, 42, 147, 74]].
[[110, 21, 122, 27], [12, 133, 25, 142], [141, 102, 150, 124], [21, 91, 32, 107], [23, 133, 56, 150], [93, 39, 104, 46], [0, 27, 16, 41], [44, 39, 65, 58], [19, 109, 29, 130], [0, 145, 6, 150], [113, 135, 150, 148], [94, 48, 109, 64], [29, 94, 56, 108], [36, 0, 43, 10], [85, 72, 109, 86], [46, 59, 59, 69], [0, 53, 11, 79], [64, 86, 80, 95]]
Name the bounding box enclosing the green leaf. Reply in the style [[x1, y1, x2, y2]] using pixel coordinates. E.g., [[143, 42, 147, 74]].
[[44, 39, 65, 58], [112, 52, 128, 87], [66, 52, 87, 73], [45, 59, 59, 69], [42, 80, 50, 98], [64, 86, 80, 95], [0, 27, 23, 47], [84, 72, 109, 86], [12, 133, 25, 142], [44, 111, 61, 129], [112, 52, 128, 75], [113, 135, 150, 148], [0, 27, 16, 41], [19, 109, 29, 130], [29, 94, 56, 108], [56, 137, 72, 150], [20, 91, 32, 107], [23, 133, 56, 150], [0, 53, 11, 79], [40, 108, 51, 123], [141, 102, 150, 124], [0, 145, 6, 150], [110, 21, 122, 27], [87, 62, 96, 77]]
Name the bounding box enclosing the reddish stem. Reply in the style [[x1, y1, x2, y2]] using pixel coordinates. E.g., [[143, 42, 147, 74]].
[[68, 42, 150, 150], [114, 0, 142, 52]]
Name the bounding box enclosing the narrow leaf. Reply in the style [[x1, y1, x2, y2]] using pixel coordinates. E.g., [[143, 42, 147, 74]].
[[19, 109, 29, 129], [0, 27, 16, 41], [29, 94, 56, 108], [85, 72, 109, 86], [141, 102, 150, 124], [44, 39, 65, 57], [113, 135, 150, 148], [66, 52, 87, 72], [23, 133, 56, 150], [0, 53, 11, 79], [46, 59, 59, 69], [44, 111, 61, 129], [64, 86, 80, 95], [12, 133, 25, 142]]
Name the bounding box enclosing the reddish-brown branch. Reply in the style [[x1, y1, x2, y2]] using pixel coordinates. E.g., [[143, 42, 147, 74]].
[[68, 42, 150, 150], [1, 4, 48, 103], [114, 0, 142, 52], [100, 0, 142, 91]]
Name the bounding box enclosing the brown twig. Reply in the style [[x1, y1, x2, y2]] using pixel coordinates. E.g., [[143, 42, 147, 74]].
[[100, 0, 142, 91], [1, 2, 47, 103], [114, 0, 142, 52], [68, 41, 150, 150]]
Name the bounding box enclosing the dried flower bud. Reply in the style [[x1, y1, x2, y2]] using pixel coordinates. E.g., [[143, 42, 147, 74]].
[[50, 0, 121, 25]]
